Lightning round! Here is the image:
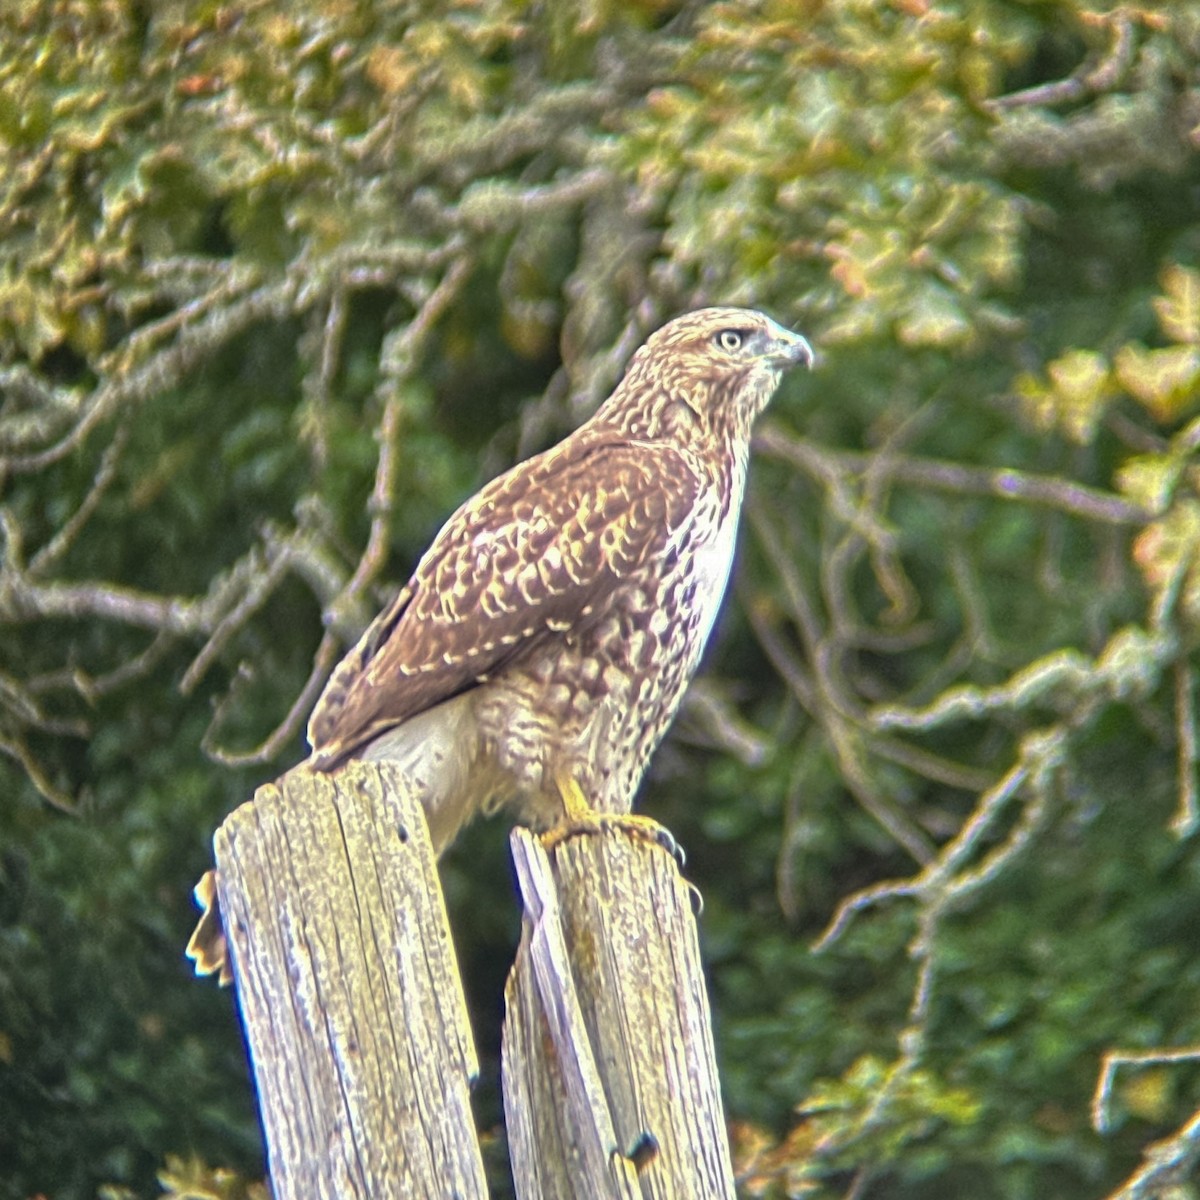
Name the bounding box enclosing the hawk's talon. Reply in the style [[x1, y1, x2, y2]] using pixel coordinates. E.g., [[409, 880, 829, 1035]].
[[542, 772, 683, 861], [662, 828, 686, 869], [539, 813, 683, 859], [639, 819, 686, 868]]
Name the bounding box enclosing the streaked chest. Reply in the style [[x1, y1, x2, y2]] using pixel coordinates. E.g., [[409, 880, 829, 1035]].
[[669, 454, 746, 661]]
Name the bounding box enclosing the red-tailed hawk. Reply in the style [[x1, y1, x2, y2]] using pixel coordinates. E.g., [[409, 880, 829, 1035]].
[[307, 306, 812, 849], [188, 307, 811, 982]]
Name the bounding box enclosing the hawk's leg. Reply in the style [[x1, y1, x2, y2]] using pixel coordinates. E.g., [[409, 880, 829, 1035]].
[[541, 769, 683, 864]]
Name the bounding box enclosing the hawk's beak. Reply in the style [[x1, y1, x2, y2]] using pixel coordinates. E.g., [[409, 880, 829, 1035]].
[[768, 327, 814, 370]]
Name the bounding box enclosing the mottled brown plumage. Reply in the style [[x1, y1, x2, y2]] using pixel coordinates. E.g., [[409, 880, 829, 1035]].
[[306, 307, 812, 852]]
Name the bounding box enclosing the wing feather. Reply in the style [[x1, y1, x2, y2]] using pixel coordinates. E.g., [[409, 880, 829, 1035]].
[[307, 433, 702, 768]]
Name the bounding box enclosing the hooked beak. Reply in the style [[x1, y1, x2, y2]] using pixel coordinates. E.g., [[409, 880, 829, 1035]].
[[760, 320, 814, 370], [775, 328, 814, 370]]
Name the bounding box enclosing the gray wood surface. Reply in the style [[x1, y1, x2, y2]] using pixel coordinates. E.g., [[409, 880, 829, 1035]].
[[213, 761, 488, 1200], [502, 827, 736, 1200]]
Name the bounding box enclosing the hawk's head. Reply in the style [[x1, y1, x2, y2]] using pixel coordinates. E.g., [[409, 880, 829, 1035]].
[[607, 307, 813, 442]]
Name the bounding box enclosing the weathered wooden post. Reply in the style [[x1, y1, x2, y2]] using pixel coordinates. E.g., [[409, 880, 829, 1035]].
[[196, 770, 735, 1198], [205, 760, 488, 1200], [502, 827, 737, 1200]]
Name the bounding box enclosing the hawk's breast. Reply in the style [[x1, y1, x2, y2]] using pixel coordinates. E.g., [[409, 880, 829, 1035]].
[[679, 491, 740, 659], [473, 446, 746, 821]]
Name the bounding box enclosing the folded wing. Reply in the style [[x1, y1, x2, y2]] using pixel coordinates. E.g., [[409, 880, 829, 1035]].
[[307, 433, 702, 768]]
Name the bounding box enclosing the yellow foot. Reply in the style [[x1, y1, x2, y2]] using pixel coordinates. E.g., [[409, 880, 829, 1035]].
[[541, 770, 684, 864], [554, 769, 594, 823]]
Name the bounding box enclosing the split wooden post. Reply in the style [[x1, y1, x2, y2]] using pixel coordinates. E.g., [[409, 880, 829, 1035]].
[[502, 827, 737, 1200], [210, 761, 488, 1200]]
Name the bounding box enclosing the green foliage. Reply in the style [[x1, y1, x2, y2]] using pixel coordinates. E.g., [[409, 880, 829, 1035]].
[[2, 1, 1200, 1197], [100, 1153, 267, 1200]]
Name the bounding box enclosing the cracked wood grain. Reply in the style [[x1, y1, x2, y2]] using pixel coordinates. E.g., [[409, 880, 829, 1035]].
[[213, 761, 487, 1199]]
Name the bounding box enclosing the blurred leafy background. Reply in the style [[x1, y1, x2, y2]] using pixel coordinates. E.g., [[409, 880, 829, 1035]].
[[2, 0, 1199, 1197]]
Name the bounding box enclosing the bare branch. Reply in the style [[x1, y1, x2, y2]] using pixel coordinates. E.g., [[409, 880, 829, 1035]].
[[3, 518, 341, 659], [2, 271, 297, 473], [0, 250, 492, 781], [448, 167, 616, 234], [1, 577, 222, 634], [810, 532, 1193, 1135], [811, 728, 1060, 1160], [744, 595, 936, 867], [0, 365, 87, 453], [812, 877, 922, 954], [985, 12, 1135, 113], [344, 258, 473, 605], [180, 539, 295, 696], [193, 258, 473, 766], [297, 289, 350, 472], [746, 497, 937, 866], [744, 498, 834, 708], [1093, 1046, 1200, 1135], [27, 423, 130, 578], [1173, 660, 1199, 837], [678, 681, 772, 767], [913, 739, 1053, 934], [0, 511, 24, 591], [870, 737, 994, 794], [871, 626, 1173, 733], [1, 239, 467, 475], [201, 631, 342, 768], [0, 669, 88, 738], [755, 424, 1151, 527], [26, 631, 177, 703], [741, 591, 819, 716], [415, 82, 621, 180], [286, 497, 368, 620], [813, 744, 1043, 956], [99, 262, 263, 377], [0, 730, 79, 814]]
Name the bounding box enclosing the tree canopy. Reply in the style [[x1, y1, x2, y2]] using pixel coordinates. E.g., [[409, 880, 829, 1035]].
[[2, 2, 1199, 1197]]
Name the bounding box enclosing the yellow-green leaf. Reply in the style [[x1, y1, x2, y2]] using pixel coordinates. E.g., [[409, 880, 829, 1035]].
[[896, 282, 973, 347], [1114, 453, 1175, 514], [1017, 349, 1114, 444], [1153, 263, 1200, 345], [1133, 500, 1200, 623], [1115, 343, 1200, 423]]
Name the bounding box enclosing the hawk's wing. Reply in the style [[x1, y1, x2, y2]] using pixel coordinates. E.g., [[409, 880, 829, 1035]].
[[307, 433, 703, 768]]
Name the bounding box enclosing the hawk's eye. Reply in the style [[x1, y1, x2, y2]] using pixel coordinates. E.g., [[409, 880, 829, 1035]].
[[714, 329, 745, 352]]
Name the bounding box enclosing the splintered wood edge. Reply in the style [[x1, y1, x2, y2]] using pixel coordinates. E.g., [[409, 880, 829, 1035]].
[[213, 761, 488, 1200], [506, 831, 641, 1199], [503, 826, 736, 1200]]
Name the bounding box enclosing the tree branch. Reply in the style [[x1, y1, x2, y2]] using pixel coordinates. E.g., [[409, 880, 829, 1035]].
[[985, 12, 1135, 113], [755, 424, 1151, 527]]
